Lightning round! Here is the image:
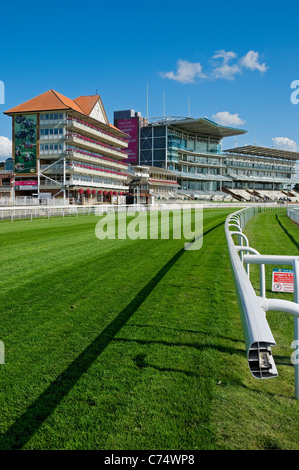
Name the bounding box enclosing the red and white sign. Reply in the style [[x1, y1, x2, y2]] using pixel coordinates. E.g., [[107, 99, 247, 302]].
[[15, 180, 38, 186], [15, 180, 38, 191], [272, 269, 294, 293]]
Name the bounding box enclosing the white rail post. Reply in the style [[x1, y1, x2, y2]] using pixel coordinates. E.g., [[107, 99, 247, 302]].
[[293, 259, 299, 400]]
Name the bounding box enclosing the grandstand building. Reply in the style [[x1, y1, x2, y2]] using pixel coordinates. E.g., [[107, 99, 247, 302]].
[[4, 90, 130, 203], [114, 111, 299, 202], [222, 145, 299, 201]]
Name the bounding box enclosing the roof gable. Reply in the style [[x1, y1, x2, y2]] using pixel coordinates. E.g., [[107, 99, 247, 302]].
[[74, 95, 100, 116], [74, 95, 109, 124], [4, 89, 84, 115], [4, 89, 127, 137]]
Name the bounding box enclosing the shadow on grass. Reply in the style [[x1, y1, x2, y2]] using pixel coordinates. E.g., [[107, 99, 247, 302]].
[[127, 323, 242, 344], [224, 374, 296, 401], [275, 214, 299, 250], [133, 353, 200, 378], [0, 221, 224, 449], [113, 337, 245, 357]]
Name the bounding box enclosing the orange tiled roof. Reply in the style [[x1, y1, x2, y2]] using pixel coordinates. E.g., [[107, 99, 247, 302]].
[[73, 95, 100, 116], [4, 89, 85, 115], [108, 122, 122, 131], [4, 89, 128, 137]]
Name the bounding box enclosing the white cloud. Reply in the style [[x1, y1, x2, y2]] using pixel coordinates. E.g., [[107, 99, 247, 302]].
[[0, 136, 12, 161], [212, 111, 246, 127], [212, 49, 268, 80], [212, 50, 238, 62], [212, 63, 241, 80], [212, 49, 241, 80], [161, 59, 206, 84], [240, 50, 268, 73], [160, 50, 268, 84], [272, 137, 297, 152]]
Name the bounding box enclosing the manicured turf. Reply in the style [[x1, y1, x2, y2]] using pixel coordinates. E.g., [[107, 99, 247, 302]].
[[0, 207, 298, 450]]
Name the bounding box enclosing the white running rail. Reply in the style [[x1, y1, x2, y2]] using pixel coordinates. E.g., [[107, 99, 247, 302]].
[[287, 206, 299, 224], [225, 207, 299, 399]]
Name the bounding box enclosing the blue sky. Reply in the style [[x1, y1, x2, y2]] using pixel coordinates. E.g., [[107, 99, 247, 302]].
[[0, 0, 299, 160]]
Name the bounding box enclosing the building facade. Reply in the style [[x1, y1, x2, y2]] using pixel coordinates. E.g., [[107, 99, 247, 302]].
[[114, 110, 299, 200], [114, 113, 247, 193], [4, 90, 130, 203], [0, 158, 13, 203], [127, 164, 179, 201], [223, 145, 298, 191]]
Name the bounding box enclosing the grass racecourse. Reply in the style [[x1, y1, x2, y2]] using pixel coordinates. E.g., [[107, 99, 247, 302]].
[[0, 207, 298, 450]]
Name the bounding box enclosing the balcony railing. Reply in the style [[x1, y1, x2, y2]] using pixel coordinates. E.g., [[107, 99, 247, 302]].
[[65, 149, 128, 171], [168, 143, 222, 156], [178, 157, 225, 168], [226, 162, 294, 173], [66, 118, 128, 148], [41, 162, 128, 181], [39, 178, 129, 191], [72, 164, 127, 180], [65, 133, 128, 160], [227, 172, 297, 183], [148, 179, 179, 186]]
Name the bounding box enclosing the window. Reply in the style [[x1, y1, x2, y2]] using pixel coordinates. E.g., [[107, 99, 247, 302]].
[[154, 127, 165, 137], [40, 127, 64, 138], [154, 138, 165, 149], [141, 139, 152, 150], [154, 149, 165, 160], [140, 150, 152, 164], [141, 127, 152, 138]]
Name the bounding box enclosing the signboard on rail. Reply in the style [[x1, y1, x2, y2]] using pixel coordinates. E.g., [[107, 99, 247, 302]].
[[272, 269, 294, 293]]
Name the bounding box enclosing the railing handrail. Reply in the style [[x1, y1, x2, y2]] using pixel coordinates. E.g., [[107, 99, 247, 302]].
[[225, 207, 299, 398], [225, 207, 278, 379]]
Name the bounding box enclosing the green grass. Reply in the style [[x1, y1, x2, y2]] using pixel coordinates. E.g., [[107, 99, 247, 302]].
[[0, 207, 298, 450]]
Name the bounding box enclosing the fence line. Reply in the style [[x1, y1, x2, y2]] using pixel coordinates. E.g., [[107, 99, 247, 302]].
[[287, 205, 299, 224], [225, 206, 299, 399], [0, 202, 288, 222]]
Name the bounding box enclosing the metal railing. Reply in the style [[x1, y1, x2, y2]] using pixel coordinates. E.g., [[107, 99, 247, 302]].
[[287, 206, 299, 224], [0, 202, 288, 220], [0, 203, 203, 221], [225, 207, 299, 399]]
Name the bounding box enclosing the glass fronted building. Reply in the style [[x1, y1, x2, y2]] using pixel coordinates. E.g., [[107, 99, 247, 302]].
[[114, 110, 299, 200], [223, 146, 298, 191], [138, 116, 246, 193]]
